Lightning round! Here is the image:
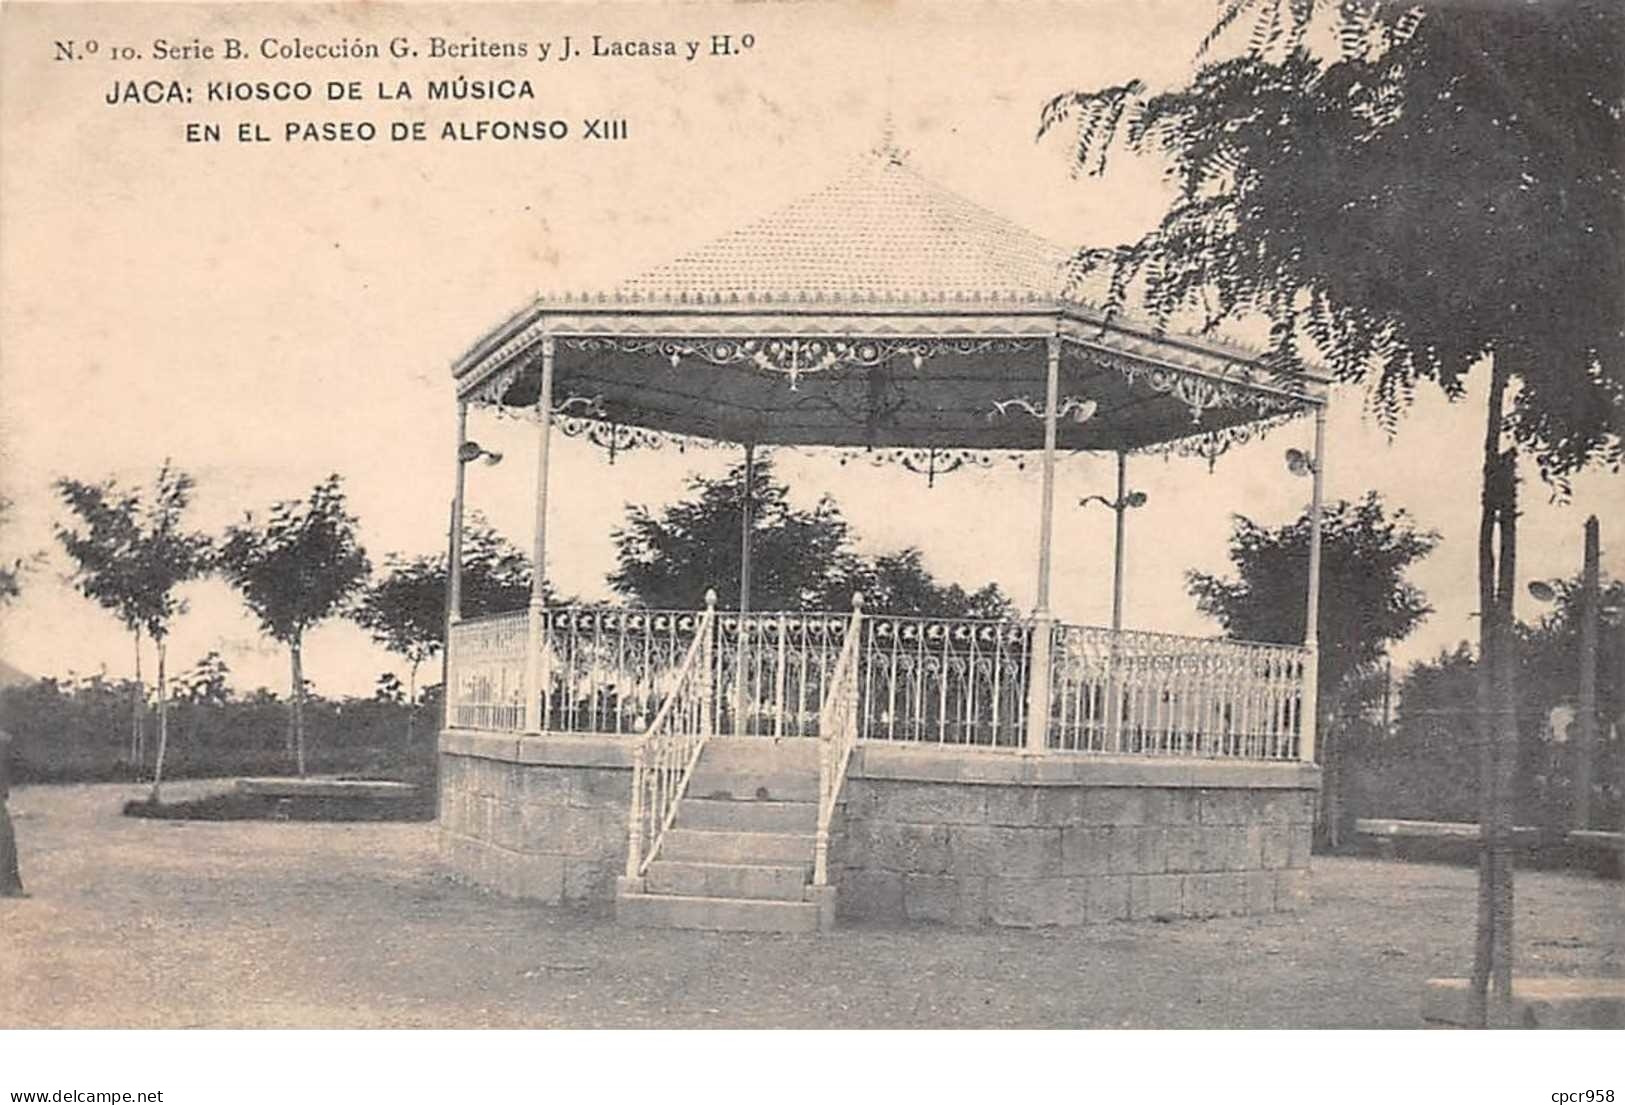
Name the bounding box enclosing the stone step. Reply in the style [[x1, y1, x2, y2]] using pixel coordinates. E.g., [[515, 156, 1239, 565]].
[[616, 890, 820, 933], [660, 827, 817, 866], [679, 797, 818, 833], [699, 736, 819, 773], [687, 770, 819, 803], [645, 859, 809, 901]]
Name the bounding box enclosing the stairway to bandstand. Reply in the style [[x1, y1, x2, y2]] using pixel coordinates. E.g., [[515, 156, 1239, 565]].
[[615, 737, 833, 933]]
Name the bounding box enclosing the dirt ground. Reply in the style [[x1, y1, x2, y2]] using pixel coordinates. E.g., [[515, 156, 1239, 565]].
[[2, 780, 1620, 1028]]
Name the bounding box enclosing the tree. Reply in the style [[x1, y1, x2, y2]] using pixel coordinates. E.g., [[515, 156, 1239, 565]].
[[1188, 493, 1437, 844], [455, 514, 547, 617], [355, 555, 441, 744], [56, 464, 213, 801], [1042, 0, 1622, 1025], [51, 479, 148, 766], [174, 651, 231, 706], [610, 459, 1017, 617], [217, 475, 370, 776], [610, 458, 856, 611], [0, 495, 42, 607], [842, 548, 1016, 621], [1515, 577, 1625, 830]]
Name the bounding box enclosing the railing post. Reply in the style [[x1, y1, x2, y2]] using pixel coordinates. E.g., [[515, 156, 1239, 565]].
[[1024, 616, 1054, 753], [701, 590, 717, 738], [523, 334, 556, 736], [774, 612, 788, 738], [1300, 649, 1319, 764], [625, 742, 644, 878]]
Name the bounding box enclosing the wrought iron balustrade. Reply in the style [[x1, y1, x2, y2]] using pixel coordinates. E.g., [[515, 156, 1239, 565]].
[[711, 610, 850, 738], [855, 614, 1033, 748], [815, 596, 866, 886], [626, 595, 718, 877], [448, 604, 1312, 763], [447, 610, 529, 731], [539, 605, 708, 735], [1048, 623, 1308, 759]]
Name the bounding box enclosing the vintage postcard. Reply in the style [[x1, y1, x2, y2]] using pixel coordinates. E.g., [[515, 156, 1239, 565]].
[[0, 0, 1620, 1095]]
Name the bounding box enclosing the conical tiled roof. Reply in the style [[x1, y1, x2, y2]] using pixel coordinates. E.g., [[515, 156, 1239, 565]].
[[613, 144, 1094, 306]]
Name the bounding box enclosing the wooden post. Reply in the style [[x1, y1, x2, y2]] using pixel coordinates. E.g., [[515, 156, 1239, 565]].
[[1301, 401, 1327, 764], [524, 336, 555, 735], [1575, 515, 1600, 830], [1025, 336, 1061, 753]]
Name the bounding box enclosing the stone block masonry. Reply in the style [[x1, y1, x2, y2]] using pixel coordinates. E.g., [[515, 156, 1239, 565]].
[[440, 730, 1319, 928], [437, 731, 633, 905]]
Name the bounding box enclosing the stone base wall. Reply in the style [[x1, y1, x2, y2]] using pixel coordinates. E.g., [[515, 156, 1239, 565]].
[[439, 730, 1319, 928], [437, 730, 632, 904], [830, 746, 1319, 928]]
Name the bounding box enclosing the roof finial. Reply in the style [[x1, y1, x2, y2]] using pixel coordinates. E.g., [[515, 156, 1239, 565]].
[[872, 109, 908, 166]]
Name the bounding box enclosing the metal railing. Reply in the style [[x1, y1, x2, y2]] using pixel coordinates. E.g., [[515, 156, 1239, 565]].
[[855, 614, 1033, 748], [540, 605, 708, 735], [814, 595, 866, 886], [625, 592, 718, 878], [712, 610, 850, 738], [448, 605, 1311, 762], [1048, 623, 1308, 759]]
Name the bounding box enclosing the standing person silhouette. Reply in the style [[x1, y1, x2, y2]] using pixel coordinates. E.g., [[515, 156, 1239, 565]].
[[0, 728, 24, 897]]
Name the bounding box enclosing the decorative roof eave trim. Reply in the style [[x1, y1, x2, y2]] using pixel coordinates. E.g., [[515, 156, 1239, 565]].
[[451, 300, 1333, 411], [1057, 308, 1333, 397]]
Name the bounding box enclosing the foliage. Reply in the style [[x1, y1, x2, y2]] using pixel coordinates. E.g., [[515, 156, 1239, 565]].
[[1189, 493, 1436, 845], [0, 494, 40, 606], [1359, 605, 1625, 831], [1044, 0, 1623, 1022], [55, 464, 214, 644], [374, 672, 405, 704], [173, 651, 231, 705], [217, 475, 370, 774], [355, 556, 444, 674], [354, 513, 544, 670], [610, 458, 856, 610], [217, 475, 371, 647], [609, 459, 1016, 617], [842, 548, 1016, 620], [54, 463, 214, 799], [0, 674, 433, 788], [1188, 492, 1437, 702], [458, 513, 551, 616]]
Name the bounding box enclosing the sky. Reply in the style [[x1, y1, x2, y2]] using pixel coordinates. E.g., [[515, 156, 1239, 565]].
[[1, 0, 1620, 698]]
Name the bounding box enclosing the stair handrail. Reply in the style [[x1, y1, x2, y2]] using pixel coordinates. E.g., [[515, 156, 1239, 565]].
[[813, 592, 865, 886], [625, 589, 718, 879]]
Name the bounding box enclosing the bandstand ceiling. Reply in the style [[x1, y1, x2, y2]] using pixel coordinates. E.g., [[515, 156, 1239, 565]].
[[452, 142, 1329, 462]]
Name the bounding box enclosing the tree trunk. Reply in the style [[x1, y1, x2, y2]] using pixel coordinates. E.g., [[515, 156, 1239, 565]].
[[406, 659, 419, 746], [1490, 448, 1519, 1023], [1469, 354, 1511, 1029], [285, 645, 297, 758], [148, 638, 169, 805], [291, 636, 307, 777], [131, 626, 145, 776]]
